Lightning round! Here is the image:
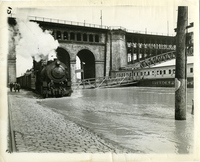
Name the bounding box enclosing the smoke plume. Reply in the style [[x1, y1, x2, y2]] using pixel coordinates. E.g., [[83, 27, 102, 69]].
[[14, 18, 59, 76]]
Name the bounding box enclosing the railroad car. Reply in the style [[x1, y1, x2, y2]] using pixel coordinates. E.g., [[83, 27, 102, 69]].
[[17, 70, 36, 90], [111, 63, 194, 88]]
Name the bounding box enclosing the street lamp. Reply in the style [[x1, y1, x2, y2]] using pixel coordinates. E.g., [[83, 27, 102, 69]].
[[82, 62, 85, 88]]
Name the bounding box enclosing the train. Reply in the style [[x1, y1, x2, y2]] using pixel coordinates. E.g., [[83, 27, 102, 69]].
[[17, 59, 73, 98], [111, 63, 194, 88]]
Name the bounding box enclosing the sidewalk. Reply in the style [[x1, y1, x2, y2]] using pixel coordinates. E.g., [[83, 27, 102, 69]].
[[7, 89, 130, 153]]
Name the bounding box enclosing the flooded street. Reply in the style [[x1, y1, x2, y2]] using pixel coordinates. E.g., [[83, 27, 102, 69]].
[[40, 87, 194, 154]]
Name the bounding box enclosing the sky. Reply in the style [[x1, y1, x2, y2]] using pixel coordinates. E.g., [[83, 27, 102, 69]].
[[13, 6, 179, 36], [8, 3, 196, 77]]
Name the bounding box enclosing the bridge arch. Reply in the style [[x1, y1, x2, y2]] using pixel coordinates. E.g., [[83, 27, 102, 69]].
[[56, 47, 71, 77], [77, 49, 95, 79]]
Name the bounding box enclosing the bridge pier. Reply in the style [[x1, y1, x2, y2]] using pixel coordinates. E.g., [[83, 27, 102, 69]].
[[111, 29, 127, 70]]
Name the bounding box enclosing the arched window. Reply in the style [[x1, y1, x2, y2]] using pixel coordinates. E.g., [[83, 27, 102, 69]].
[[95, 35, 99, 42], [89, 34, 93, 42], [70, 32, 75, 40], [57, 31, 61, 39], [64, 32, 68, 40], [77, 33, 81, 41], [83, 33, 87, 41]]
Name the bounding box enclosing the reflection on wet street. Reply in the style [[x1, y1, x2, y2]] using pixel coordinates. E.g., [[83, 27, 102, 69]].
[[41, 87, 194, 154]]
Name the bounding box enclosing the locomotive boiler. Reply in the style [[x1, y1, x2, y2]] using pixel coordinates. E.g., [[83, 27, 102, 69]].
[[36, 59, 73, 98]]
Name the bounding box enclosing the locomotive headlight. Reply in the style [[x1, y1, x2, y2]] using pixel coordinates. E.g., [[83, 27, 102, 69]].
[[56, 60, 61, 66]]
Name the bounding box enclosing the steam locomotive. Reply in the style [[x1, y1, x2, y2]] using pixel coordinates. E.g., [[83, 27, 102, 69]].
[[17, 59, 73, 98]]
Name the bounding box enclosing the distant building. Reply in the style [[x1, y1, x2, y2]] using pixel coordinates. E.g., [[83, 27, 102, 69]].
[[7, 17, 17, 84]]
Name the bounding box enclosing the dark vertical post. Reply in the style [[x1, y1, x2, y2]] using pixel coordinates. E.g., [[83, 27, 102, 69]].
[[136, 39, 140, 61], [109, 31, 112, 76], [175, 6, 188, 120], [104, 32, 108, 77], [131, 37, 134, 63]]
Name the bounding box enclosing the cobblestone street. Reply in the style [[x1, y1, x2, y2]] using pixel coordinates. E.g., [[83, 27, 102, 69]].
[[8, 89, 130, 153]]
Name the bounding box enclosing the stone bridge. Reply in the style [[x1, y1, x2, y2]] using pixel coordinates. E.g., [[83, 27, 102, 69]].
[[9, 16, 193, 83]]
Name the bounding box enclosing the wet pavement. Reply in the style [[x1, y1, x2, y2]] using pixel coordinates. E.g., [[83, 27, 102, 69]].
[[8, 87, 194, 154], [8, 89, 132, 153], [41, 87, 194, 154]]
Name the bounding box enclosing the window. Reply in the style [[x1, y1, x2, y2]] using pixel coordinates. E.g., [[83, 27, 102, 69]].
[[173, 69, 175, 74], [89, 34, 93, 42], [63, 32, 68, 40], [70, 32, 75, 40], [190, 68, 193, 73], [160, 70, 162, 75], [77, 33, 81, 41], [169, 69, 171, 74], [157, 70, 159, 75], [148, 71, 150, 75], [57, 31, 61, 39], [141, 72, 143, 76], [83, 33, 87, 41], [95, 35, 99, 42], [163, 70, 166, 74]]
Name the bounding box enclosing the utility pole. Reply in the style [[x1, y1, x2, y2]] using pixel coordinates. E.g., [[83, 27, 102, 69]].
[[175, 6, 188, 120]]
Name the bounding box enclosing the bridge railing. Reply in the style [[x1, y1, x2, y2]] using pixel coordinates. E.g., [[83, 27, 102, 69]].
[[126, 29, 175, 36], [28, 16, 176, 36], [109, 26, 127, 31], [125, 51, 176, 69], [28, 16, 109, 29], [72, 76, 137, 89]]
